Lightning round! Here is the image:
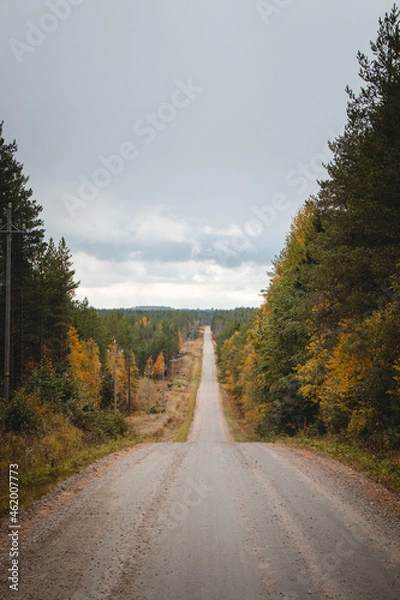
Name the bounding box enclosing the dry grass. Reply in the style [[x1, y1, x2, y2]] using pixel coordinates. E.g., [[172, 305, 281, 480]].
[[127, 335, 204, 442], [0, 417, 134, 519], [219, 382, 259, 442]]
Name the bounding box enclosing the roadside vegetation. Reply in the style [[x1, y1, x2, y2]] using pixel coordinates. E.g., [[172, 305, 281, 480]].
[[0, 330, 204, 519], [214, 7, 400, 495], [126, 333, 204, 443]]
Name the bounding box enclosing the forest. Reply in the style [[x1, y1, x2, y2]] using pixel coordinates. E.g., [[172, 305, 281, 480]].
[[214, 7, 400, 453]]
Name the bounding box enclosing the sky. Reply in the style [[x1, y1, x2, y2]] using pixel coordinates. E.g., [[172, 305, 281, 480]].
[[0, 0, 393, 309]]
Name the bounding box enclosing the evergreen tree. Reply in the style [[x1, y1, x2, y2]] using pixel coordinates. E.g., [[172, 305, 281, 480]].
[[313, 5, 400, 331], [253, 203, 318, 434], [37, 238, 78, 366], [73, 297, 107, 354], [299, 6, 400, 445], [0, 122, 45, 389]]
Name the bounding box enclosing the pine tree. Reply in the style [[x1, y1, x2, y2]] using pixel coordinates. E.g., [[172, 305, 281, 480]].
[[313, 5, 400, 329], [0, 122, 45, 389], [177, 329, 184, 354], [298, 6, 400, 444], [73, 297, 107, 360], [38, 238, 78, 366]]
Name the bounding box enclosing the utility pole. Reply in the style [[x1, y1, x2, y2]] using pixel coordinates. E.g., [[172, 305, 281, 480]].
[[170, 357, 176, 387], [0, 204, 23, 402], [108, 339, 123, 413], [4, 204, 12, 403], [144, 365, 154, 415], [113, 339, 117, 414], [162, 364, 166, 411], [127, 355, 131, 414]]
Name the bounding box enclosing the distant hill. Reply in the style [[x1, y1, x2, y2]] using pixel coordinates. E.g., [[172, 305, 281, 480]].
[[131, 306, 173, 311]]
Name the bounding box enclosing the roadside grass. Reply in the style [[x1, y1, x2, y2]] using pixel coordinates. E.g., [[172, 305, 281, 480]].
[[173, 346, 203, 442], [219, 382, 258, 443], [0, 432, 139, 520], [219, 386, 400, 494], [276, 435, 400, 494]]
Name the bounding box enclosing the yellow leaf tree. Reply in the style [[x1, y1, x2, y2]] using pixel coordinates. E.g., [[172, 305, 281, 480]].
[[107, 342, 127, 409], [144, 356, 154, 377], [238, 340, 262, 425], [67, 327, 102, 404], [154, 351, 165, 379]]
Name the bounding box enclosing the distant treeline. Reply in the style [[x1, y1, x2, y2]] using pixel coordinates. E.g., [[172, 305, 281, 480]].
[[213, 7, 400, 452]]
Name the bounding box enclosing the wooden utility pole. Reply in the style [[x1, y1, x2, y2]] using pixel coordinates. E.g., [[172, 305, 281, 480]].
[[113, 339, 117, 413], [162, 364, 166, 410], [170, 357, 176, 386], [1, 204, 23, 401], [127, 356, 132, 414], [144, 366, 154, 415]]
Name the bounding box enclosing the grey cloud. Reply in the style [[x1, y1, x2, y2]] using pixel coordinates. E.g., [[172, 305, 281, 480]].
[[0, 0, 391, 307]]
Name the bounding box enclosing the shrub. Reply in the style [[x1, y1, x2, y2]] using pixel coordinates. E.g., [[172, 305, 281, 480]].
[[23, 359, 76, 406], [66, 395, 129, 441], [3, 393, 43, 434], [98, 410, 129, 438]]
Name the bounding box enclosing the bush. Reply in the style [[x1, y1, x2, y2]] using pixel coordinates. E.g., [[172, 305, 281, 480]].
[[3, 393, 43, 434], [66, 395, 98, 431], [66, 395, 129, 441], [98, 411, 129, 438], [23, 359, 76, 406]]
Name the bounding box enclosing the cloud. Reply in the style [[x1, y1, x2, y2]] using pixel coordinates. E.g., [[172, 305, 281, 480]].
[[131, 207, 191, 244], [73, 252, 268, 309], [45, 194, 276, 268], [4, 0, 385, 309]]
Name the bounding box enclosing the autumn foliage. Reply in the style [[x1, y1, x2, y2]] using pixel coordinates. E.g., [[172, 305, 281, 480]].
[[215, 7, 400, 452], [68, 327, 102, 405]]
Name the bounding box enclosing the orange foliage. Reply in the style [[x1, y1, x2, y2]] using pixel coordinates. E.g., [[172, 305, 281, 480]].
[[67, 327, 102, 404]]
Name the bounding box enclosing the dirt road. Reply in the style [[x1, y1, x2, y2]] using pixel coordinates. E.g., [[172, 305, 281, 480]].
[[1, 327, 399, 599]]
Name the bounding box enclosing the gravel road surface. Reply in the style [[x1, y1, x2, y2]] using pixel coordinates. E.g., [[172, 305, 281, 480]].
[[1, 326, 399, 599]]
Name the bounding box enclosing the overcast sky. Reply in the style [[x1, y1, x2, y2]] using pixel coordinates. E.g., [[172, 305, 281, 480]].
[[0, 0, 393, 309]]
